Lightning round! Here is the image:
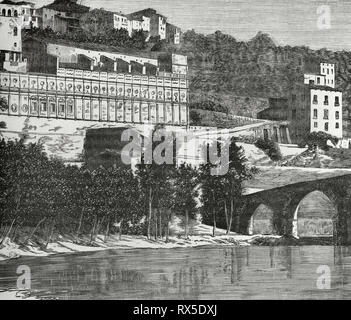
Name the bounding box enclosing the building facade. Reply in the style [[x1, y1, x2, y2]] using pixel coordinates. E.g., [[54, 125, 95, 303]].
[[0, 8, 27, 72], [0, 42, 189, 127], [38, 0, 89, 33], [288, 62, 343, 143], [166, 23, 181, 44], [0, 0, 39, 29], [129, 8, 167, 40]]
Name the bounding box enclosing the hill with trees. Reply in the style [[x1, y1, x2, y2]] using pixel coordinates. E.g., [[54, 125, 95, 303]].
[[23, 26, 351, 131]]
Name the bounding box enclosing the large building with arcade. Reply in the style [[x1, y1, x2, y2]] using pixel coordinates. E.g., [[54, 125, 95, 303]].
[[0, 39, 189, 128]]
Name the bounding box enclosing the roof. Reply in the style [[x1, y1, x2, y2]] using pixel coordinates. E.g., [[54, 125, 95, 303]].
[[23, 36, 160, 60], [130, 8, 166, 19], [0, 0, 34, 6], [43, 0, 89, 14], [308, 85, 341, 92], [127, 14, 143, 22]]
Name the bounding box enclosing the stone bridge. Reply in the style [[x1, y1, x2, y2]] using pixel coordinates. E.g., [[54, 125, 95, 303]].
[[241, 174, 351, 245]]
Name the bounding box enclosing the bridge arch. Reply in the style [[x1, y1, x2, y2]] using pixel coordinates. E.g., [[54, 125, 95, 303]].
[[290, 190, 336, 238], [248, 203, 275, 235]]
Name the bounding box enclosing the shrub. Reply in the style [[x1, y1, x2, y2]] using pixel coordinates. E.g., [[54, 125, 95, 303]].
[[255, 138, 282, 161], [301, 131, 339, 151]]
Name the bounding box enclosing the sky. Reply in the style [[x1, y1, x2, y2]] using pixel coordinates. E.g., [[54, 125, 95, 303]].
[[33, 0, 351, 51]]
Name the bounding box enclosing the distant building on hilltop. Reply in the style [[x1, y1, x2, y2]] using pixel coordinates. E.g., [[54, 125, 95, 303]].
[[129, 8, 166, 40], [166, 22, 181, 45], [288, 61, 343, 145], [37, 0, 89, 33]]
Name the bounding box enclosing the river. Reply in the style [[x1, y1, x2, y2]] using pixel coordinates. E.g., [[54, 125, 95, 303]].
[[0, 245, 351, 300]]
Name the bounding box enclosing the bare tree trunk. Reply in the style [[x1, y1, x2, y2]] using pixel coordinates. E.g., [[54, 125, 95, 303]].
[[224, 201, 229, 234], [45, 219, 56, 248], [147, 188, 152, 240], [25, 217, 46, 244], [90, 215, 97, 245], [0, 218, 16, 245], [119, 219, 123, 241], [104, 221, 110, 243], [185, 209, 189, 239], [228, 198, 234, 234], [76, 210, 84, 242], [154, 208, 157, 240], [159, 208, 162, 239], [212, 208, 216, 237], [166, 210, 170, 243], [95, 216, 105, 240], [12, 220, 23, 243]]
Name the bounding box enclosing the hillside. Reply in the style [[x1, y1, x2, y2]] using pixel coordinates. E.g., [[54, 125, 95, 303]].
[[23, 28, 351, 131], [166, 30, 351, 132]]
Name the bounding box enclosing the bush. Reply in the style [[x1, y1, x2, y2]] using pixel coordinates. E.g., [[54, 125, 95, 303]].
[[255, 138, 282, 161], [300, 131, 339, 151]]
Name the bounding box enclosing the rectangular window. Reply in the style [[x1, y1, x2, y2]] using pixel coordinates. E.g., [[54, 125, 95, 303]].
[[324, 96, 329, 105], [336, 111, 340, 120], [313, 109, 318, 119], [336, 122, 339, 129], [31, 101, 37, 113], [314, 122, 318, 128], [335, 96, 340, 106], [59, 103, 65, 114], [50, 102, 56, 113], [317, 77, 320, 84], [40, 101, 47, 112], [313, 95, 318, 104], [292, 94, 296, 102], [324, 109, 329, 119], [325, 122, 329, 131], [292, 109, 297, 119]]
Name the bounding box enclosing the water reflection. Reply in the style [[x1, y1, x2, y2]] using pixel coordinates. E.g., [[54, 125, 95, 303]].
[[1, 246, 351, 299]]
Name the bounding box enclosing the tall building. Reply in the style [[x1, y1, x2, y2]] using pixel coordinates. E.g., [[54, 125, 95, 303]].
[[166, 22, 181, 44], [0, 0, 39, 29], [129, 8, 167, 40], [38, 0, 89, 33], [0, 38, 189, 127], [0, 4, 27, 72], [288, 62, 343, 144]]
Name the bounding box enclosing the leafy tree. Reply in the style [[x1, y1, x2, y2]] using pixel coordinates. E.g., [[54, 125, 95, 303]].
[[300, 131, 339, 151], [198, 138, 258, 235], [255, 138, 282, 161], [174, 163, 199, 238]]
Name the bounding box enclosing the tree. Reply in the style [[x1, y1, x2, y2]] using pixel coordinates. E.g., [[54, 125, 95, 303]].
[[174, 163, 198, 238], [198, 138, 258, 235], [255, 138, 282, 161], [301, 131, 339, 152], [136, 125, 177, 240]]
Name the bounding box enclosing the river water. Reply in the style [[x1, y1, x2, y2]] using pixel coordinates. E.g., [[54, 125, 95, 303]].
[[0, 245, 351, 300]]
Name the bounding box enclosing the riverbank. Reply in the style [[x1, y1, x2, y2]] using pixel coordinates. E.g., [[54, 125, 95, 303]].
[[0, 231, 264, 262]]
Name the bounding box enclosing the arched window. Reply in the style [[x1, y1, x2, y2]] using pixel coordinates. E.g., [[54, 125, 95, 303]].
[[2, 9, 6, 16], [14, 10, 17, 17], [13, 27, 18, 36], [7, 9, 11, 16]]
